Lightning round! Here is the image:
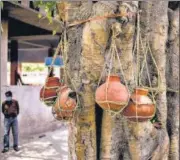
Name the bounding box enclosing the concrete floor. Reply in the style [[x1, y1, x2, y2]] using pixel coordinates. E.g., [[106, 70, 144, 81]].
[[0, 126, 69, 160]]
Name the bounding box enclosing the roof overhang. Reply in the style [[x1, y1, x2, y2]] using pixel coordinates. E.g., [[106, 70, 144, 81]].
[[9, 35, 60, 49], [3, 1, 63, 34]]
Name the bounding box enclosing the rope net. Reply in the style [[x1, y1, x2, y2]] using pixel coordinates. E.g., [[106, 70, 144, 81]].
[[96, 29, 131, 118], [40, 3, 178, 122], [40, 22, 80, 122]]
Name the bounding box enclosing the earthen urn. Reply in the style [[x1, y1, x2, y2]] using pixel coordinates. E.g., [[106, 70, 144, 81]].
[[122, 88, 155, 122], [95, 75, 129, 112]]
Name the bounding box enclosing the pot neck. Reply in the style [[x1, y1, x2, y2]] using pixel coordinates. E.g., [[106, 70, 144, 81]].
[[106, 75, 120, 82], [47, 77, 59, 81], [134, 88, 148, 96]]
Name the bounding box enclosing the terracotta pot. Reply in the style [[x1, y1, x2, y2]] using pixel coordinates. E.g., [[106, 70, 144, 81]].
[[122, 88, 155, 122], [55, 86, 77, 111], [40, 87, 57, 99], [46, 77, 61, 88], [56, 111, 74, 120], [40, 87, 58, 106], [95, 75, 129, 111], [40, 77, 62, 106], [52, 107, 74, 120]]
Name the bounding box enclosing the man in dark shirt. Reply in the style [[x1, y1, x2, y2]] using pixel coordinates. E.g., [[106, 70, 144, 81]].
[[1, 91, 20, 153]]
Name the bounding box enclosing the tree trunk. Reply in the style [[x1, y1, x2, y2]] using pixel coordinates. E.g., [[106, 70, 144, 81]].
[[112, 2, 139, 160], [166, 6, 179, 160], [148, 1, 170, 160], [149, 1, 169, 127], [55, 1, 179, 160], [100, 2, 138, 160], [58, 1, 116, 159], [100, 111, 113, 160]]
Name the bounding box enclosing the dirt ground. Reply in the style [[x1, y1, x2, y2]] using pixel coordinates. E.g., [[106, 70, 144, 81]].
[[0, 126, 69, 160]]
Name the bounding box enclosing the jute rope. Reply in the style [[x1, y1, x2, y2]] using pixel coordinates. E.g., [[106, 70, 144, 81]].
[[96, 29, 131, 117], [135, 11, 141, 123], [51, 21, 81, 122], [40, 41, 62, 104]]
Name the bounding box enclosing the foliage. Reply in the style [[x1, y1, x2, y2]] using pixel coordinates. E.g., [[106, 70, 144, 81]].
[[33, 1, 58, 35], [22, 63, 45, 72], [0, 1, 3, 9], [1, 1, 58, 34], [0, 1, 3, 32], [150, 113, 159, 123], [33, 1, 57, 24]]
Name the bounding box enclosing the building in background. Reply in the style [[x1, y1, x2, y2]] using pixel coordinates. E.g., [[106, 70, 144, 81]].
[[1, 1, 63, 86], [1, 1, 64, 138]]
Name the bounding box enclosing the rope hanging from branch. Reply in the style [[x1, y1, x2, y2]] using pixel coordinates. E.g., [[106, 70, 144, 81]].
[[39, 1, 81, 122], [96, 28, 131, 118], [51, 6, 81, 122]]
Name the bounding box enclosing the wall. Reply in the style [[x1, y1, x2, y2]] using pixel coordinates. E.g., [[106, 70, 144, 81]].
[[1, 86, 62, 139]]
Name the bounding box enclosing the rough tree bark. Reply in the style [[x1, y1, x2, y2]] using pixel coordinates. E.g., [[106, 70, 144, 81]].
[[58, 1, 115, 160], [144, 1, 170, 160], [166, 6, 179, 160], [98, 1, 135, 160], [55, 1, 179, 160], [100, 2, 139, 160]]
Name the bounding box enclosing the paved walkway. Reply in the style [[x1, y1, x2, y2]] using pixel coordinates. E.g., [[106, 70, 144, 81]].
[[0, 127, 69, 160]]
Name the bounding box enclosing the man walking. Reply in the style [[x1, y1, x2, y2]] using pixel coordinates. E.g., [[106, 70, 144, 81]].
[[1, 91, 20, 153]]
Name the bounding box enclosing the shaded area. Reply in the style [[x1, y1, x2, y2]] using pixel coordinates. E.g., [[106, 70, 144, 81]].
[[95, 103, 103, 159], [8, 18, 52, 37], [168, 1, 179, 10]]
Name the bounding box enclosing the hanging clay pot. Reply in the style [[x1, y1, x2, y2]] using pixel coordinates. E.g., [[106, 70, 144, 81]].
[[56, 111, 74, 120], [40, 87, 57, 106], [95, 75, 129, 112], [40, 77, 62, 106], [40, 87, 57, 99], [52, 106, 74, 120], [54, 110, 74, 120], [122, 88, 155, 122], [46, 77, 61, 88], [54, 86, 77, 111]]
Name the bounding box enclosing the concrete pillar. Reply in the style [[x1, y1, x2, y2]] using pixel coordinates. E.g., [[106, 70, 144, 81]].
[[1, 20, 8, 87], [10, 40, 18, 85]]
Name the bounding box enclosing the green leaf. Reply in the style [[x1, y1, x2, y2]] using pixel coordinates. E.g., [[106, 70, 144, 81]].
[[38, 13, 42, 19], [150, 114, 159, 123], [52, 30, 57, 35], [45, 7, 49, 13], [47, 14, 53, 24]]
